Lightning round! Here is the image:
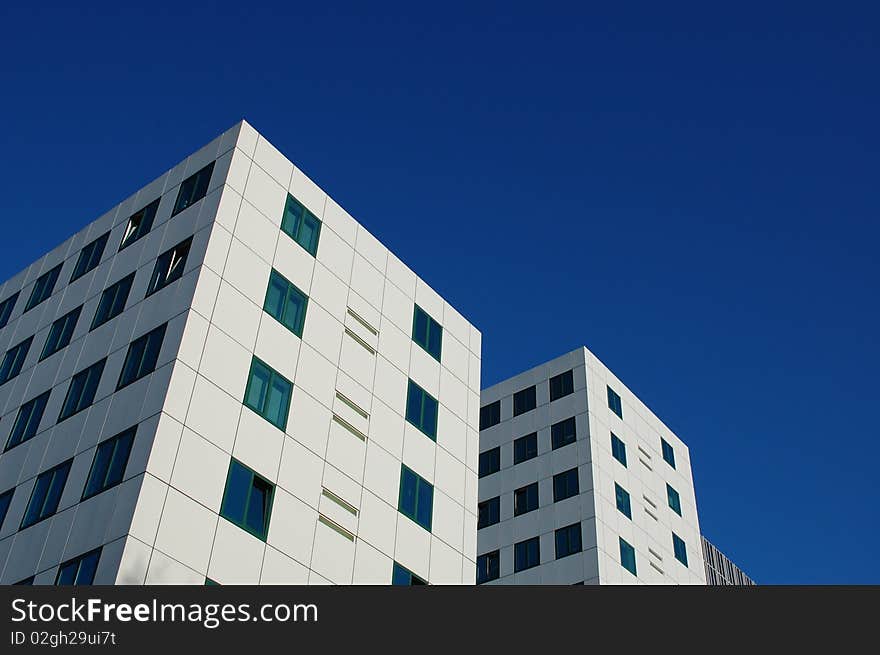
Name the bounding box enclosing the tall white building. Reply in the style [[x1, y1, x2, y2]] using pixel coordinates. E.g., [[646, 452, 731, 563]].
[[477, 347, 706, 585], [0, 121, 481, 585]]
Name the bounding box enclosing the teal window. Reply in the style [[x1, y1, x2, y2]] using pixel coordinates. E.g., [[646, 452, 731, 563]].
[[555, 523, 582, 559], [0, 336, 33, 385], [615, 483, 632, 519], [619, 537, 637, 576], [662, 438, 676, 469], [672, 533, 688, 567], [243, 357, 292, 431], [119, 199, 159, 250], [478, 496, 500, 529], [553, 468, 579, 502], [40, 306, 82, 361], [81, 427, 136, 500], [478, 447, 500, 478], [514, 482, 538, 516], [0, 292, 19, 329], [0, 488, 13, 530], [611, 433, 627, 467], [220, 459, 274, 541], [172, 162, 214, 216], [117, 323, 167, 390], [24, 264, 62, 313], [513, 432, 538, 464], [607, 386, 623, 419], [205, 578, 220, 586], [146, 238, 192, 297], [5, 390, 51, 451], [667, 484, 682, 516], [549, 369, 574, 401], [58, 359, 106, 422], [476, 550, 500, 583], [412, 305, 442, 360], [70, 232, 109, 282], [21, 459, 72, 528], [281, 194, 321, 256], [398, 464, 433, 531], [514, 536, 540, 572], [392, 562, 426, 585], [513, 385, 536, 416], [56, 548, 101, 585], [263, 269, 308, 337], [405, 379, 438, 440], [91, 273, 134, 330], [551, 416, 576, 449], [479, 400, 501, 430]]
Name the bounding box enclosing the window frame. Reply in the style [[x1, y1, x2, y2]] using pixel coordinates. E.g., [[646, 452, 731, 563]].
[[24, 264, 63, 313], [58, 359, 106, 422], [263, 269, 309, 337], [662, 438, 676, 469], [0, 336, 33, 385], [611, 432, 627, 467], [172, 162, 215, 217], [512, 385, 537, 417], [555, 522, 582, 559], [514, 536, 541, 572], [672, 533, 688, 567], [40, 305, 82, 361], [116, 323, 167, 390], [619, 537, 637, 576], [55, 547, 102, 586], [667, 483, 682, 516], [513, 482, 539, 516], [478, 447, 500, 478], [553, 468, 579, 503], [5, 389, 51, 451], [70, 232, 110, 282], [405, 379, 438, 440], [20, 459, 73, 529], [551, 416, 577, 450], [90, 273, 135, 330], [0, 487, 13, 531], [280, 193, 322, 256], [0, 292, 19, 330], [397, 464, 434, 532], [479, 400, 501, 430], [119, 199, 160, 251], [243, 357, 293, 431], [476, 550, 500, 584], [146, 237, 192, 297], [607, 385, 623, 419], [549, 369, 574, 401], [615, 482, 632, 519], [81, 426, 137, 501], [219, 459, 275, 541], [392, 562, 427, 585], [513, 432, 538, 464], [411, 305, 443, 361], [477, 496, 501, 529]]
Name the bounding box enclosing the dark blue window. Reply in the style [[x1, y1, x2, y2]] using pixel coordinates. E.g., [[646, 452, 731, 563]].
[[0, 488, 13, 530], [220, 459, 274, 541], [514, 482, 538, 516], [40, 306, 82, 361], [70, 232, 110, 282], [21, 459, 72, 529], [514, 537, 540, 572], [672, 533, 688, 567], [91, 273, 134, 330], [513, 432, 538, 464], [398, 464, 433, 531], [281, 194, 321, 256], [146, 238, 192, 297], [405, 380, 438, 440], [0, 336, 33, 385], [119, 199, 159, 250], [611, 433, 627, 467], [392, 562, 426, 585], [82, 427, 136, 500], [607, 386, 623, 419], [264, 269, 308, 337], [5, 390, 51, 451], [58, 359, 106, 422], [172, 162, 214, 216], [551, 416, 576, 449], [478, 447, 500, 478], [0, 292, 19, 329], [478, 496, 500, 529], [667, 484, 682, 516], [662, 438, 676, 469], [24, 264, 62, 313], [117, 323, 167, 389], [619, 538, 637, 575], [513, 385, 537, 416], [555, 523, 582, 559], [549, 369, 574, 401], [243, 357, 292, 431], [412, 305, 442, 361], [476, 550, 500, 584], [56, 548, 101, 585], [479, 400, 501, 430], [553, 468, 579, 502], [615, 483, 632, 519]]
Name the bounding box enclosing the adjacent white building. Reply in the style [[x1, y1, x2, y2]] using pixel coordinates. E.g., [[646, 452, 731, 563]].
[[477, 347, 706, 585], [0, 120, 481, 585]]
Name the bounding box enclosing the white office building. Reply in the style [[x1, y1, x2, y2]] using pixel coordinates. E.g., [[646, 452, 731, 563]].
[[477, 347, 706, 585], [0, 121, 481, 585]]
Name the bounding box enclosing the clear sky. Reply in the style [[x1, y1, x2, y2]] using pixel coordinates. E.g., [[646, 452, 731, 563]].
[[1, 2, 877, 584]]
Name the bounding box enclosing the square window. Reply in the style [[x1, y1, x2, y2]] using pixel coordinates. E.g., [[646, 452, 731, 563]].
[[615, 483, 632, 519], [477, 496, 500, 529], [667, 484, 682, 516], [0, 336, 33, 385], [0, 292, 19, 330], [220, 459, 275, 541], [514, 482, 539, 516], [405, 380, 438, 440], [553, 468, 579, 502], [513, 432, 538, 464], [476, 550, 500, 584], [672, 533, 688, 567], [479, 400, 501, 430], [398, 464, 433, 531], [607, 386, 623, 419], [82, 426, 136, 500], [662, 438, 676, 469], [6, 390, 51, 451], [478, 447, 500, 478], [146, 237, 192, 297], [549, 369, 574, 401], [55, 547, 101, 585], [172, 162, 215, 217], [610, 433, 627, 467], [21, 459, 73, 529], [555, 522, 582, 559], [58, 359, 106, 422], [514, 536, 540, 572], [91, 273, 135, 330], [281, 194, 322, 256], [119, 199, 160, 251], [513, 385, 536, 416], [243, 357, 292, 431], [40, 306, 82, 361], [551, 416, 576, 449], [24, 263, 62, 313], [619, 537, 637, 576], [392, 562, 427, 585], [70, 232, 110, 282], [117, 323, 167, 390], [264, 269, 309, 337], [412, 305, 442, 361]]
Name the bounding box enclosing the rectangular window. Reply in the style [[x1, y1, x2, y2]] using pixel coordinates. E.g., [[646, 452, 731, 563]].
[[615, 483, 632, 519], [672, 533, 688, 567], [264, 269, 309, 337], [477, 496, 500, 529], [40, 306, 82, 361], [5, 390, 51, 451], [555, 523, 582, 559], [146, 237, 192, 297], [551, 416, 576, 450], [0, 292, 19, 329], [398, 464, 433, 531], [281, 194, 322, 256], [91, 273, 135, 330], [58, 359, 106, 422], [479, 400, 501, 430], [549, 369, 574, 401], [513, 385, 537, 416], [553, 468, 579, 502], [412, 305, 442, 361], [478, 447, 500, 478], [24, 264, 63, 313], [55, 547, 101, 585], [611, 433, 627, 467], [607, 386, 623, 419], [119, 199, 160, 250], [70, 232, 109, 282], [0, 488, 13, 530], [514, 536, 540, 572], [662, 438, 676, 469], [81, 427, 136, 500], [172, 162, 215, 216], [117, 323, 167, 390], [21, 459, 72, 528], [513, 432, 538, 464], [220, 459, 275, 541], [243, 357, 292, 431], [392, 562, 427, 585], [0, 336, 33, 385], [476, 550, 500, 584], [619, 537, 637, 576], [514, 482, 539, 516], [405, 380, 438, 440], [667, 484, 682, 516]]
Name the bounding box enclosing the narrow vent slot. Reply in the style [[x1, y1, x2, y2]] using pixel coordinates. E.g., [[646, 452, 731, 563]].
[[344, 327, 376, 355], [332, 414, 368, 441], [336, 390, 369, 419], [346, 307, 378, 336], [318, 514, 355, 542], [322, 488, 359, 516]]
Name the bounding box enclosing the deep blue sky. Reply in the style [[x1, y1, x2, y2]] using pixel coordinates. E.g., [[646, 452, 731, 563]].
[[1, 2, 877, 584]]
